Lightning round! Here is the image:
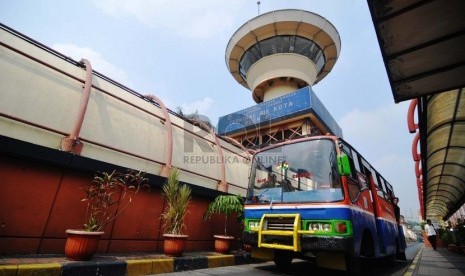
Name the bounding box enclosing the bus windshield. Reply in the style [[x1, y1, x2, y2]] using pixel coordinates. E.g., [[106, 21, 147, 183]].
[[247, 139, 343, 204]]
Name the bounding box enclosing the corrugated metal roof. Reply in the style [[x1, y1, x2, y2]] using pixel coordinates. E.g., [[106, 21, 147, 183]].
[[368, 0, 465, 103], [424, 89, 465, 219], [367, 0, 465, 220]]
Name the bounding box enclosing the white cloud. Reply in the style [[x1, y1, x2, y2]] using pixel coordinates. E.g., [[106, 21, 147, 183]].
[[151, 94, 214, 116], [52, 43, 131, 86], [91, 0, 242, 38], [338, 102, 409, 157], [374, 153, 420, 217], [180, 96, 214, 115]]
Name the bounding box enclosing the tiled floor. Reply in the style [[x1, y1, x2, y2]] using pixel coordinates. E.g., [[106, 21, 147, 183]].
[[2, 247, 465, 275], [415, 247, 465, 276]]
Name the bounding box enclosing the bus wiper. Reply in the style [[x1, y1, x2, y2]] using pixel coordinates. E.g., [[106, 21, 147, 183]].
[[257, 192, 271, 203]]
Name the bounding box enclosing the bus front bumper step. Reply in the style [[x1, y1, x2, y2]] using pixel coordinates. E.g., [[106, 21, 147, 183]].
[[257, 213, 302, 252]]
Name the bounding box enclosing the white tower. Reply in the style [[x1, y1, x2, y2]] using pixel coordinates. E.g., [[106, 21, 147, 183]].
[[225, 9, 341, 103]]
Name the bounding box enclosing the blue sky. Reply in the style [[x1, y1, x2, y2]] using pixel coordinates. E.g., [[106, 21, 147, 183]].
[[0, 0, 420, 220]]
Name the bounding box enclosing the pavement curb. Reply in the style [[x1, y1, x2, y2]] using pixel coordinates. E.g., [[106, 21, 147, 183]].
[[1, 263, 62, 276], [0, 252, 252, 276], [403, 246, 423, 276]]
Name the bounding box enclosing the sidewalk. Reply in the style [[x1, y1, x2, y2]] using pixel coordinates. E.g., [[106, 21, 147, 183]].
[[0, 251, 252, 276], [2, 246, 464, 276], [405, 246, 465, 276]]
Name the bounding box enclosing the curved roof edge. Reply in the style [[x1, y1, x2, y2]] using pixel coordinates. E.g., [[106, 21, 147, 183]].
[[225, 9, 341, 89]]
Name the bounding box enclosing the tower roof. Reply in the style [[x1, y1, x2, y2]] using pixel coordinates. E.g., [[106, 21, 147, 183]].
[[225, 9, 341, 90]]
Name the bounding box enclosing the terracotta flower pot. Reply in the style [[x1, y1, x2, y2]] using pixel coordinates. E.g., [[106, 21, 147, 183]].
[[214, 235, 234, 254], [64, 229, 104, 261], [163, 234, 188, 257]]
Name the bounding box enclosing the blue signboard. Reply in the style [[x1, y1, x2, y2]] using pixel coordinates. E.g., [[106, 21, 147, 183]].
[[217, 87, 343, 138]]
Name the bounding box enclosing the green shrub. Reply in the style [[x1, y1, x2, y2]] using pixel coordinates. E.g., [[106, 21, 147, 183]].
[[455, 219, 465, 246], [161, 168, 191, 235], [204, 195, 244, 236], [83, 170, 149, 232], [439, 227, 456, 245]]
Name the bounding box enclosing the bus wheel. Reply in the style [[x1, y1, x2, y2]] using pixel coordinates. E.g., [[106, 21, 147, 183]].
[[396, 245, 407, 261], [397, 252, 407, 261], [274, 250, 293, 269], [360, 231, 374, 257]]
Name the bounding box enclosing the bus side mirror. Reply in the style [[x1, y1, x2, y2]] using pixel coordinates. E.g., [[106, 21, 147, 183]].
[[338, 153, 352, 176]]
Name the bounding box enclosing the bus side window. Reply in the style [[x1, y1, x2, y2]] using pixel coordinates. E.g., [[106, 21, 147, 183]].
[[385, 181, 394, 200], [341, 148, 360, 202], [350, 149, 360, 180], [346, 155, 361, 202], [359, 164, 372, 203], [352, 150, 368, 190], [359, 158, 374, 191], [347, 177, 360, 202], [357, 171, 368, 190], [376, 175, 386, 199]]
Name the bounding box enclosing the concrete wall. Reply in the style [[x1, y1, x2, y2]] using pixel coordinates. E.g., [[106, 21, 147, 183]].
[[0, 25, 250, 196], [0, 25, 247, 255]]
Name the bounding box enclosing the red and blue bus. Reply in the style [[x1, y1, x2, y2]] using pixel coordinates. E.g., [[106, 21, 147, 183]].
[[243, 135, 406, 274]]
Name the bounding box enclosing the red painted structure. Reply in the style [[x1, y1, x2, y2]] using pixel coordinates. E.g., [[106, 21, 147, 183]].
[[407, 99, 425, 217], [0, 154, 242, 255]]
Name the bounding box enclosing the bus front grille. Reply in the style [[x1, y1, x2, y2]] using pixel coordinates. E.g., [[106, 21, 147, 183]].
[[265, 218, 295, 230], [258, 213, 302, 251]]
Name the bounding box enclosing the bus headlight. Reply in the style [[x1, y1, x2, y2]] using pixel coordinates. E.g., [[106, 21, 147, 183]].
[[311, 223, 319, 231], [322, 223, 331, 232], [249, 221, 260, 230]]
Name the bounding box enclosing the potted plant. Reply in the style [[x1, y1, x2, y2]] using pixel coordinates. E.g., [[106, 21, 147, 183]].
[[204, 194, 244, 253], [64, 169, 148, 261], [160, 168, 192, 257]]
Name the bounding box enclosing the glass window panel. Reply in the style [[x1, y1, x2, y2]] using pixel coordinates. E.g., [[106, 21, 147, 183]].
[[307, 43, 318, 60], [385, 182, 394, 197], [315, 51, 325, 72], [371, 168, 379, 187], [276, 35, 291, 53], [247, 139, 343, 203], [294, 36, 311, 56], [260, 37, 277, 56], [239, 51, 253, 72], [352, 150, 361, 173], [289, 36, 296, 53], [378, 177, 385, 191], [361, 159, 370, 171], [347, 178, 361, 202], [250, 44, 262, 60], [238, 35, 325, 79], [239, 67, 246, 79]]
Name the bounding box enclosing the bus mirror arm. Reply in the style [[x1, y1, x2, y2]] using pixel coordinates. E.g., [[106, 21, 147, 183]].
[[337, 153, 352, 176]]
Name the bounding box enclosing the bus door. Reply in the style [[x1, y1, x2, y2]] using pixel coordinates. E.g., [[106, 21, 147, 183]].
[[376, 176, 400, 255], [348, 150, 374, 214], [360, 159, 386, 254], [341, 144, 378, 256]]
